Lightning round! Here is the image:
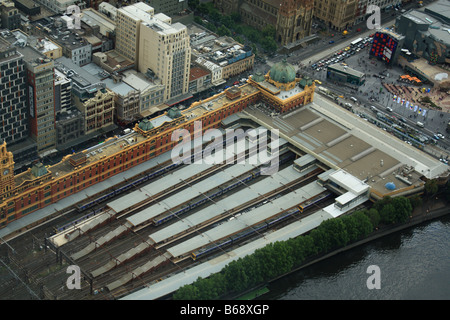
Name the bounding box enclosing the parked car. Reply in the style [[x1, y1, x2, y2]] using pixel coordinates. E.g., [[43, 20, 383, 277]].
[[329, 40, 335, 44]]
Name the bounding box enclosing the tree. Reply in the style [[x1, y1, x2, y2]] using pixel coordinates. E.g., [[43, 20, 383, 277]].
[[409, 195, 422, 209], [223, 259, 249, 292], [230, 13, 241, 23], [261, 36, 277, 53], [364, 208, 380, 229], [173, 282, 200, 299], [322, 218, 350, 249], [424, 179, 438, 196], [262, 24, 276, 39], [352, 211, 374, 238], [380, 203, 396, 224], [391, 197, 412, 223], [341, 215, 359, 243], [310, 228, 329, 253], [217, 25, 231, 37]]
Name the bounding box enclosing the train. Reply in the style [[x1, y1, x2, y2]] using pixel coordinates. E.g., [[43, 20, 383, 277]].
[[190, 190, 332, 261], [298, 191, 333, 213]]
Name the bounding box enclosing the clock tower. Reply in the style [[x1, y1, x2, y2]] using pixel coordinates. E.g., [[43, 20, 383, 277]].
[[0, 141, 15, 200]]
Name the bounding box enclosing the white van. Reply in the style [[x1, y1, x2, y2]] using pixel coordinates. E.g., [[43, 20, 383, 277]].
[[416, 121, 424, 128], [350, 96, 358, 102]]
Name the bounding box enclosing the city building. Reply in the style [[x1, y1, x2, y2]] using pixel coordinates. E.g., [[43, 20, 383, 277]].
[[0, 34, 28, 148], [115, 2, 155, 65], [54, 67, 72, 114], [395, 2, 450, 65], [188, 25, 254, 82], [0, 59, 316, 228], [0, 0, 21, 30], [120, 69, 166, 117], [31, 16, 93, 66], [115, 2, 191, 104], [55, 56, 116, 136], [314, 0, 358, 32], [327, 63, 366, 86], [82, 62, 141, 125], [369, 29, 405, 65], [214, 0, 313, 45], [12, 0, 40, 16], [2, 29, 57, 154], [137, 14, 191, 102], [54, 106, 84, 150], [80, 7, 115, 53], [36, 0, 85, 14], [188, 64, 211, 94], [98, 2, 117, 21]]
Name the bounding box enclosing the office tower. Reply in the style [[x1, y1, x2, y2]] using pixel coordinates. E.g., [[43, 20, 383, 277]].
[[0, 37, 27, 146]]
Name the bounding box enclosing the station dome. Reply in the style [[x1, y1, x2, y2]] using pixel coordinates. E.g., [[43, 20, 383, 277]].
[[385, 182, 396, 190], [269, 59, 296, 84]]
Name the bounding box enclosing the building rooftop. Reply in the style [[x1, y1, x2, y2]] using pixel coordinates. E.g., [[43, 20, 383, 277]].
[[81, 8, 116, 36], [403, 10, 450, 45], [328, 63, 365, 78], [81, 62, 136, 97], [242, 94, 448, 197]]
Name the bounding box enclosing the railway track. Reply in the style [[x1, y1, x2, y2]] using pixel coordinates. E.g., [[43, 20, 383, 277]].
[[1, 148, 335, 300]]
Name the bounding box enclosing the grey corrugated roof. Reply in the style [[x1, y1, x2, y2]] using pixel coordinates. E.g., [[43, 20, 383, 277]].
[[166, 181, 325, 258], [126, 162, 257, 227], [148, 165, 317, 244]]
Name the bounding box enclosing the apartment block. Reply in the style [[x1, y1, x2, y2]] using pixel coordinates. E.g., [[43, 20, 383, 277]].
[[0, 36, 27, 147], [116, 2, 190, 102], [138, 19, 190, 101], [2, 29, 56, 154], [115, 2, 155, 64]]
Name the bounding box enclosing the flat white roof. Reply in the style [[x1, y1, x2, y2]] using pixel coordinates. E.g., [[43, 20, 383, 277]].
[[329, 169, 369, 195]]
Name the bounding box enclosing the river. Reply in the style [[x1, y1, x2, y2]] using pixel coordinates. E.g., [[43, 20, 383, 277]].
[[261, 216, 450, 300]]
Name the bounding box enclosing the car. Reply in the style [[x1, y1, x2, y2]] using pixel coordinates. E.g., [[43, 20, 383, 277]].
[[233, 81, 239, 85], [329, 40, 335, 44], [386, 107, 393, 112], [434, 134, 440, 140], [437, 133, 445, 139], [314, 80, 322, 84]]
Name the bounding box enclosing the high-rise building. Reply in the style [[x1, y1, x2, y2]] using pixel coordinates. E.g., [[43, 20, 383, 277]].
[[0, 36, 28, 147], [138, 18, 191, 101], [2, 29, 57, 154], [116, 2, 191, 102], [25, 54, 56, 154], [115, 2, 155, 65]]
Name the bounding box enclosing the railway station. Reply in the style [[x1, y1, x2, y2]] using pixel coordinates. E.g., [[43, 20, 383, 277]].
[[1, 59, 447, 300]]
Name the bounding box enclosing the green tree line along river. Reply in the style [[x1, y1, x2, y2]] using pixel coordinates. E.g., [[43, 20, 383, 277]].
[[172, 179, 449, 300]]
